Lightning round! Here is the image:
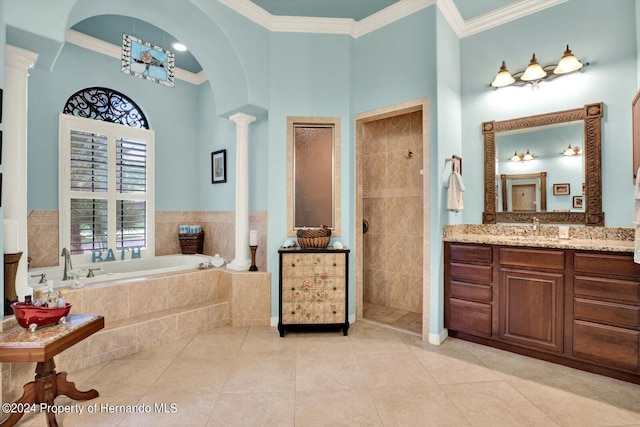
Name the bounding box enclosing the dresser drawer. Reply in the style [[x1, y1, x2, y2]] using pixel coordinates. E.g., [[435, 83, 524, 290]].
[[574, 298, 640, 328], [448, 298, 492, 337], [450, 280, 492, 303], [449, 244, 492, 263], [499, 248, 564, 270], [573, 320, 640, 372], [574, 276, 640, 303], [450, 263, 493, 284], [574, 252, 640, 277]]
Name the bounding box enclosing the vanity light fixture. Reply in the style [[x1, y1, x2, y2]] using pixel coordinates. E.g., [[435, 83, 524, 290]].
[[490, 45, 587, 88], [510, 149, 536, 162], [561, 145, 582, 156]]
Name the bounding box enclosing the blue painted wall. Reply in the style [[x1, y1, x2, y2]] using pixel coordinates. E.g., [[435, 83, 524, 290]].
[[27, 43, 203, 211], [267, 31, 353, 315], [460, 0, 637, 227]]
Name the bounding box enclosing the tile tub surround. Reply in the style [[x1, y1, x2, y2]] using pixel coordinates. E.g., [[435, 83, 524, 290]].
[[0, 268, 271, 405], [444, 224, 634, 252], [26, 210, 268, 270]]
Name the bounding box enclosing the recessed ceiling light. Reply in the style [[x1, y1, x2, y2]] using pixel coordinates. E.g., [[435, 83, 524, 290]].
[[171, 42, 187, 52]]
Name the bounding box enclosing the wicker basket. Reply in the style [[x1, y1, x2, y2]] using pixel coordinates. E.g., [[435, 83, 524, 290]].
[[296, 228, 331, 249], [179, 231, 204, 254]]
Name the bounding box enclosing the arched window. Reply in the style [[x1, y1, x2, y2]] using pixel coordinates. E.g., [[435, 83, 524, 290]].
[[63, 87, 149, 129], [59, 88, 155, 262]]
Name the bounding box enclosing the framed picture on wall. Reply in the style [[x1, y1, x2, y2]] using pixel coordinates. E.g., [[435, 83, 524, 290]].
[[573, 195, 583, 209], [211, 149, 227, 184], [0, 88, 3, 123], [553, 183, 570, 195], [0, 131, 3, 165]]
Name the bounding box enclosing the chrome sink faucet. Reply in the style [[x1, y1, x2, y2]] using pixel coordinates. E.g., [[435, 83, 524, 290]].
[[532, 217, 541, 236], [61, 247, 73, 281]]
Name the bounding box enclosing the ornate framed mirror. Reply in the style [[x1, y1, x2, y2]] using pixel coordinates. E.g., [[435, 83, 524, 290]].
[[483, 102, 604, 226]]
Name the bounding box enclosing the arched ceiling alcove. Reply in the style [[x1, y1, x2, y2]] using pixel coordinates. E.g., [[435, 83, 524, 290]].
[[65, 0, 255, 117]]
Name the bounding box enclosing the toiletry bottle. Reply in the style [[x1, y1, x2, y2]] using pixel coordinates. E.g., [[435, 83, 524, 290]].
[[33, 289, 43, 306], [24, 295, 33, 306], [57, 291, 66, 308]]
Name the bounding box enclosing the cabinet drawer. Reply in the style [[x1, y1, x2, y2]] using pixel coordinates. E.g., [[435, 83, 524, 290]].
[[449, 244, 492, 263], [573, 320, 640, 372], [448, 298, 492, 337], [574, 298, 640, 329], [499, 248, 564, 270], [574, 275, 640, 303], [450, 263, 493, 284], [574, 252, 640, 277], [450, 280, 492, 303]]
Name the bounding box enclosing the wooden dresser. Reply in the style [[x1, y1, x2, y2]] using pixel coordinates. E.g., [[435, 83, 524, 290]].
[[278, 247, 350, 337], [445, 241, 640, 384]]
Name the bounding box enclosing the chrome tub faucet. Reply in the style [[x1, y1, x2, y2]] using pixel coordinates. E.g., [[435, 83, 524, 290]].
[[61, 248, 73, 281]]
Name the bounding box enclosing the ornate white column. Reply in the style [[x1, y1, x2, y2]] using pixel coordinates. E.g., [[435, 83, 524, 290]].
[[5, 46, 38, 301], [226, 112, 256, 271]]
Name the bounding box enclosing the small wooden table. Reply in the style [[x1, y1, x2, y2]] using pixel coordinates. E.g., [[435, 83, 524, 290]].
[[0, 314, 104, 427]]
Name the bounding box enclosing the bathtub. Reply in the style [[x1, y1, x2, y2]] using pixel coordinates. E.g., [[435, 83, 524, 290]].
[[27, 254, 214, 289]]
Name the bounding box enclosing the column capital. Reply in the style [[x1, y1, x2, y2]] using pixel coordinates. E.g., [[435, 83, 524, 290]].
[[6, 45, 38, 71], [229, 112, 256, 125]]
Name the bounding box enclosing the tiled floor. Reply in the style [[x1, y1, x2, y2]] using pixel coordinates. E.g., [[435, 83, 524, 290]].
[[364, 302, 422, 334], [18, 321, 640, 426]]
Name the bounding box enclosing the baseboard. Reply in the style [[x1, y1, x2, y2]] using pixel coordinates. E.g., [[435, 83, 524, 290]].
[[428, 328, 448, 345]]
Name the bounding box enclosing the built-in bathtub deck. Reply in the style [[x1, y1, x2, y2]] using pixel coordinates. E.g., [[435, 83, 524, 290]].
[[1, 267, 270, 405]]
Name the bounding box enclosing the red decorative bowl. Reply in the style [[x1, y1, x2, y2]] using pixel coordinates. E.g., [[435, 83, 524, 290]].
[[11, 302, 72, 331]]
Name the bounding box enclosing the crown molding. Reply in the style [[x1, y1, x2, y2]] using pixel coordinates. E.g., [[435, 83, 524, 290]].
[[460, 0, 568, 38], [436, 0, 465, 37], [271, 15, 355, 35], [64, 29, 208, 85], [354, 0, 434, 38], [219, 0, 567, 40], [218, 0, 274, 29]]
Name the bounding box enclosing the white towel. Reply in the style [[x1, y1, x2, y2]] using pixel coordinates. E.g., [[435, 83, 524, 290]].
[[635, 166, 640, 199], [635, 225, 640, 264], [447, 171, 465, 212]]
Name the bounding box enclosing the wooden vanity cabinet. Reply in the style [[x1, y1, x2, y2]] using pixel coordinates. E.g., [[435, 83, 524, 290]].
[[278, 247, 350, 337], [498, 247, 566, 354], [572, 252, 640, 373], [444, 243, 495, 338], [445, 242, 640, 383]]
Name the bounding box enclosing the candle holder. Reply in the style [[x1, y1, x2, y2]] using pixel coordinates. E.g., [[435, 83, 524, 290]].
[[249, 245, 258, 271]]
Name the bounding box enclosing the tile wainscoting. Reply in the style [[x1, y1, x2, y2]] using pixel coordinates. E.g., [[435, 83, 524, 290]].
[[27, 210, 268, 270]]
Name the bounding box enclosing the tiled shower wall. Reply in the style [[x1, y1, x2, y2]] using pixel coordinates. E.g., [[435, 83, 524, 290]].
[[27, 210, 268, 270], [362, 111, 423, 313]]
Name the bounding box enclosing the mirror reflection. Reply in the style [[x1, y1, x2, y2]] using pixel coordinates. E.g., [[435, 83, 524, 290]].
[[482, 102, 604, 226], [496, 122, 584, 213], [500, 172, 547, 212]]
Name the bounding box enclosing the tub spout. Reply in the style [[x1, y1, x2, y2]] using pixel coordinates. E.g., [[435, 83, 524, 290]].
[[61, 248, 73, 281]]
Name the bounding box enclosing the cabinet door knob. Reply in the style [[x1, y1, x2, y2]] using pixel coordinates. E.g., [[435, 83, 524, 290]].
[[333, 263, 337, 266], [291, 287, 295, 291], [332, 311, 337, 314], [291, 311, 296, 315], [292, 263, 296, 267], [333, 287, 337, 290]]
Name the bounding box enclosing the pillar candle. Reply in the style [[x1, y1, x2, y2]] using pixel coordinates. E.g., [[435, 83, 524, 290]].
[[3, 219, 20, 254], [249, 230, 258, 246]]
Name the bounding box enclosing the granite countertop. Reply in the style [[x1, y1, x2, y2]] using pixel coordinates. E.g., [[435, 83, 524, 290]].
[[444, 224, 635, 253], [0, 313, 101, 347]]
